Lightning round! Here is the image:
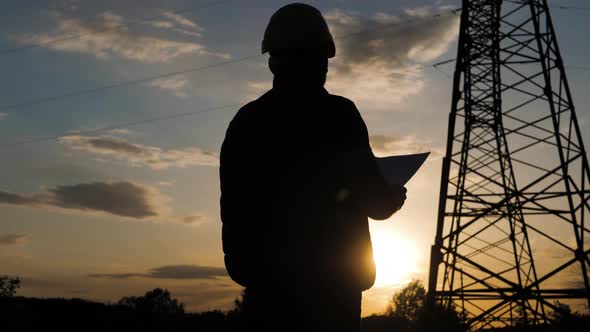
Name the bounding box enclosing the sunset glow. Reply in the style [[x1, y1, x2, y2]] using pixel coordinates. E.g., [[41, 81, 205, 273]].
[[371, 229, 419, 287]]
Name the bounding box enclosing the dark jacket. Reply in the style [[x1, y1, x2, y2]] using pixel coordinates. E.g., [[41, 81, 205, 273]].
[[220, 82, 396, 291]]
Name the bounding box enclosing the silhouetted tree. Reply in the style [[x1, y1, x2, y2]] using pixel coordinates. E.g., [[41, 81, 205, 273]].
[[546, 301, 590, 331], [117, 288, 184, 314], [384, 279, 466, 332], [550, 301, 572, 323], [228, 288, 249, 314], [226, 288, 249, 331], [0, 275, 20, 297], [386, 279, 426, 322]]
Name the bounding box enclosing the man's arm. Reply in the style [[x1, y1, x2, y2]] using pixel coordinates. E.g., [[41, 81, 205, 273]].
[[340, 100, 406, 220]]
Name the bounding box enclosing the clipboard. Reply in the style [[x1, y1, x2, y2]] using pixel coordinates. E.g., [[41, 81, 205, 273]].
[[376, 152, 430, 186]]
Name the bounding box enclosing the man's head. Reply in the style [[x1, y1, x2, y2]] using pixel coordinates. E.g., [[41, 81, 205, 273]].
[[262, 3, 335, 87], [262, 3, 335, 58]]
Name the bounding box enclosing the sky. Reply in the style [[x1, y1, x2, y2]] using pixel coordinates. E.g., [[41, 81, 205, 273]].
[[0, 0, 589, 316]]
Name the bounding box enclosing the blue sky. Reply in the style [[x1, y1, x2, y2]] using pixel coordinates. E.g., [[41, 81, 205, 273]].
[[0, 0, 589, 315]]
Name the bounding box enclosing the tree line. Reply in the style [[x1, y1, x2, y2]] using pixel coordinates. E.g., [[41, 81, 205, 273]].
[[1, 275, 588, 331]]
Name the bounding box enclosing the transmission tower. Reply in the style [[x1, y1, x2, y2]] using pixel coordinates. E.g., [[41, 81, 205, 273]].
[[427, 0, 590, 329]]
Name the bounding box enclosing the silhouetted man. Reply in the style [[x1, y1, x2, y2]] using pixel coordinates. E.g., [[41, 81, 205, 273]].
[[220, 3, 406, 331]]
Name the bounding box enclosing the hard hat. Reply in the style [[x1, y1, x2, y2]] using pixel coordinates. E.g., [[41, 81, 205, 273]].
[[262, 3, 336, 58]]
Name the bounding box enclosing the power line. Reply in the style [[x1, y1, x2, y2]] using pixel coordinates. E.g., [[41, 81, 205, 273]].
[[0, 0, 234, 55], [0, 9, 460, 115], [0, 8, 463, 149], [431, 59, 590, 80], [549, 5, 590, 12], [565, 64, 590, 71], [431, 65, 453, 80], [2, 4, 587, 120], [5, 6, 589, 148], [1, 54, 260, 114], [505, 0, 590, 12], [0, 103, 238, 148]]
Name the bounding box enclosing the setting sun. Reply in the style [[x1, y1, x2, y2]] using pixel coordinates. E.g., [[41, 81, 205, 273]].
[[371, 228, 419, 287]]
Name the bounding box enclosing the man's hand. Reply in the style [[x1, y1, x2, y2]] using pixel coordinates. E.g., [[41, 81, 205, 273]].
[[392, 185, 407, 213]]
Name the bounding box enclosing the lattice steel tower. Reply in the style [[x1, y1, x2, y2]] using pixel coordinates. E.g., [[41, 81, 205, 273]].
[[427, 0, 590, 329]]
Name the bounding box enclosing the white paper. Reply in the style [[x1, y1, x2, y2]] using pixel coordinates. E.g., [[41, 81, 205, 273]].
[[376, 152, 430, 186]]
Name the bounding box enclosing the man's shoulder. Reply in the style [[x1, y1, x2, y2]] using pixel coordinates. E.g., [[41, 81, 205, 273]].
[[235, 90, 274, 118], [325, 93, 362, 121], [325, 93, 361, 118], [325, 92, 356, 107], [227, 91, 275, 137]]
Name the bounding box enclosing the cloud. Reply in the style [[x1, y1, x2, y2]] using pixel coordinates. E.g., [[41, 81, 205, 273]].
[[0, 181, 161, 219], [179, 215, 207, 225], [247, 81, 271, 91], [532, 236, 590, 289], [241, 81, 272, 101], [13, 11, 226, 63], [162, 12, 201, 29], [149, 11, 206, 38], [89, 265, 228, 280], [370, 135, 434, 156], [147, 75, 191, 97], [58, 135, 219, 169], [0, 233, 30, 245], [560, 262, 590, 291], [324, 6, 459, 107], [108, 128, 133, 136]]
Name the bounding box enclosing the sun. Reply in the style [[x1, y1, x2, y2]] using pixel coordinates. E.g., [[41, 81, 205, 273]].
[[370, 228, 419, 287]]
